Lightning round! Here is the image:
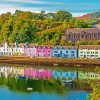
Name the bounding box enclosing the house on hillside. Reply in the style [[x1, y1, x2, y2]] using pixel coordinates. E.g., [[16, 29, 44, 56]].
[[61, 28, 100, 42]]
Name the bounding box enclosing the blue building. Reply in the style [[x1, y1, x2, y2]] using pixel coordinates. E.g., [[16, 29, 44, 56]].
[[52, 46, 78, 58], [52, 70, 77, 79]]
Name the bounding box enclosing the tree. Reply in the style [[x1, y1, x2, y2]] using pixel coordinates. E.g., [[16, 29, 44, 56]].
[[54, 10, 72, 21], [74, 19, 88, 28]]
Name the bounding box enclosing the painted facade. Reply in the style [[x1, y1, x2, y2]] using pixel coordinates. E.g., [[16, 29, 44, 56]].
[[1, 42, 100, 59], [24, 46, 36, 57], [0, 42, 12, 56], [24, 45, 52, 57], [79, 45, 100, 59], [35, 46, 52, 57], [78, 71, 100, 80], [52, 46, 78, 58], [0, 42, 24, 56]]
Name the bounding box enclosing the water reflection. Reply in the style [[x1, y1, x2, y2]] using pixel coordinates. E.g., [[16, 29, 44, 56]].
[[0, 66, 99, 80], [0, 65, 99, 100]]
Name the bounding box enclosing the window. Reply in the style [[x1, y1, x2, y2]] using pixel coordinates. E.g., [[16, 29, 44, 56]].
[[71, 54, 75, 57], [43, 50, 45, 52], [80, 51, 83, 53], [71, 51, 74, 53], [48, 50, 50, 52], [60, 51, 62, 53], [95, 52, 98, 54], [68, 34, 71, 38], [48, 54, 50, 56], [54, 54, 58, 57], [81, 35, 84, 38], [54, 51, 58, 53], [66, 55, 68, 57], [66, 51, 68, 53], [87, 52, 90, 54]]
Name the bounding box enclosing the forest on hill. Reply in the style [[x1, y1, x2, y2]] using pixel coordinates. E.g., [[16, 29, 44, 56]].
[[76, 12, 100, 24], [0, 10, 97, 45]]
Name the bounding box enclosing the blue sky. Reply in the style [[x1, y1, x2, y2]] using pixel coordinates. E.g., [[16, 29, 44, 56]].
[[0, 0, 100, 16]]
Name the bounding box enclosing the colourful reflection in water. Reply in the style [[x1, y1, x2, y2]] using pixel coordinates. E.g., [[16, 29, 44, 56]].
[[0, 65, 99, 100]]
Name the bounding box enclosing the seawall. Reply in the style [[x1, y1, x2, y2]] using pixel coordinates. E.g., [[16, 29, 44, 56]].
[[0, 56, 100, 67]]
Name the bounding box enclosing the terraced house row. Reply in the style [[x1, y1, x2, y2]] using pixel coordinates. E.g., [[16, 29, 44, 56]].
[[0, 42, 100, 59]]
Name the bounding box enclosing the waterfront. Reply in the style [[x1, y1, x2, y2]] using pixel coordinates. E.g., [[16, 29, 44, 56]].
[[0, 87, 89, 100], [0, 64, 99, 100]]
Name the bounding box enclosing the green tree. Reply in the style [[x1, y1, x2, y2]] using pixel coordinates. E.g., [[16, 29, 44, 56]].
[[54, 10, 72, 21]]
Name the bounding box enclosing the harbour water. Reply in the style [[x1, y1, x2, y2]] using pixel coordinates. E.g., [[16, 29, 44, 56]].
[[0, 64, 99, 100]]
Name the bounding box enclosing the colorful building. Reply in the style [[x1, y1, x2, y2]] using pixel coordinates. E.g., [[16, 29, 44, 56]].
[[0, 42, 24, 56], [24, 45, 52, 57], [78, 45, 100, 59], [12, 43, 24, 56], [35, 45, 52, 57], [52, 46, 78, 58], [0, 42, 12, 56], [24, 44, 37, 57]]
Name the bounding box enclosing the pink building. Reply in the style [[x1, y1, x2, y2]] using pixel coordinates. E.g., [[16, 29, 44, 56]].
[[24, 45, 52, 58], [24, 47, 36, 57], [36, 46, 52, 57]]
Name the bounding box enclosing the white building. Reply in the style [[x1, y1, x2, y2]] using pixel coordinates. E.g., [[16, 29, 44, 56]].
[[0, 42, 12, 56], [79, 45, 100, 59], [0, 42, 24, 56]]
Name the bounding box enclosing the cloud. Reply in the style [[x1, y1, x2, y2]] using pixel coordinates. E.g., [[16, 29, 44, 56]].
[[0, 0, 63, 5], [72, 13, 87, 17], [0, 4, 87, 17], [0, 4, 55, 14], [0, 0, 100, 16]]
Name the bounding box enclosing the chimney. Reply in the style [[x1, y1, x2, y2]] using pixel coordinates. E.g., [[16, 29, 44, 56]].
[[4, 42, 8, 48]]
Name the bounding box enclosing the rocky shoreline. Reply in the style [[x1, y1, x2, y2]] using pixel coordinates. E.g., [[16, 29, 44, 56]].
[[0, 56, 100, 67]]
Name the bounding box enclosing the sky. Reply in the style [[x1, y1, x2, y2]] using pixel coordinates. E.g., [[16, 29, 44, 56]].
[[0, 0, 100, 17]]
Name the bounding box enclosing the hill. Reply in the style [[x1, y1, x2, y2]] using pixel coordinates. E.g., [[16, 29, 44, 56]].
[[76, 12, 100, 19]]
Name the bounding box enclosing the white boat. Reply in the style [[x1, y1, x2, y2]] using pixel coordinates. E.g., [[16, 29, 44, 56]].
[[27, 87, 33, 91]]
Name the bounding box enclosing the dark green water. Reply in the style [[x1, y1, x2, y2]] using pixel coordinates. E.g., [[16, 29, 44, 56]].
[[0, 64, 98, 100]]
